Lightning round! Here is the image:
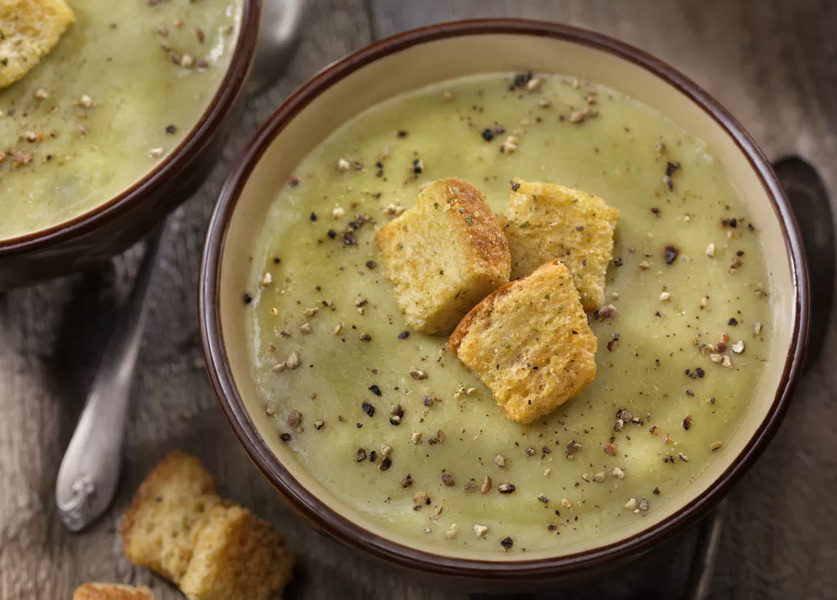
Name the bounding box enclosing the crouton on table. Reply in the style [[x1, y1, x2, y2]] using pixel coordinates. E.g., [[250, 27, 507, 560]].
[[376, 177, 511, 335], [120, 451, 221, 583], [449, 259, 597, 424], [73, 583, 155, 600], [121, 451, 295, 600], [0, 0, 75, 89], [179, 505, 295, 600], [504, 178, 619, 312]]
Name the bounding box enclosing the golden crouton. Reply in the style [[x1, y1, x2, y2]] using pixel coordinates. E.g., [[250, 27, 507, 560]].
[[73, 583, 155, 600], [0, 0, 75, 89], [375, 178, 511, 335], [179, 504, 295, 600], [504, 178, 619, 312], [449, 259, 597, 424], [120, 452, 221, 583]]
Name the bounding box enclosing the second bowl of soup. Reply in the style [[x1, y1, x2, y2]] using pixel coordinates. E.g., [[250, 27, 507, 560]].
[[0, 0, 258, 288]]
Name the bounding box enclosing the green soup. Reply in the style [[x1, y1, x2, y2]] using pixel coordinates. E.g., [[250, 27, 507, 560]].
[[0, 0, 240, 240], [245, 73, 772, 553]]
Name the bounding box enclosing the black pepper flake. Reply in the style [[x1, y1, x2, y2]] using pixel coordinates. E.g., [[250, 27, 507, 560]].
[[728, 317, 738, 326], [510, 180, 521, 192], [243, 293, 253, 304], [369, 450, 377, 462], [614, 257, 624, 267], [327, 229, 337, 239], [695, 367, 705, 378], [412, 158, 423, 174], [441, 471, 455, 486], [498, 483, 516, 494], [279, 433, 291, 442], [423, 396, 434, 407], [653, 487, 661, 495], [369, 385, 382, 396], [356, 448, 367, 462], [651, 207, 661, 217], [481, 128, 495, 142], [365, 260, 377, 269], [682, 414, 693, 430], [537, 495, 549, 504], [165, 125, 177, 134], [664, 161, 680, 190], [379, 457, 392, 471], [310, 212, 318, 221], [400, 474, 413, 488], [343, 231, 356, 245], [361, 402, 375, 417], [397, 331, 409, 339], [397, 130, 408, 138], [722, 217, 738, 228], [500, 536, 514, 550], [511, 72, 532, 89], [664, 245, 679, 265], [360, 333, 372, 341]]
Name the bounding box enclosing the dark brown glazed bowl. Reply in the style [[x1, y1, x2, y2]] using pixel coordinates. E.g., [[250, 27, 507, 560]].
[[200, 19, 809, 587], [0, 0, 260, 290]]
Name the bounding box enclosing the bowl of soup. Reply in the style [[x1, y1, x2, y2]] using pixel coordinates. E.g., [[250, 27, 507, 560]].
[[0, 0, 258, 288], [200, 20, 809, 585]]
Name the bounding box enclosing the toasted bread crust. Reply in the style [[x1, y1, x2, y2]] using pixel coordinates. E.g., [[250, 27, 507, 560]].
[[442, 178, 511, 273], [504, 178, 619, 312], [376, 178, 510, 334], [73, 583, 155, 600], [450, 259, 597, 423]]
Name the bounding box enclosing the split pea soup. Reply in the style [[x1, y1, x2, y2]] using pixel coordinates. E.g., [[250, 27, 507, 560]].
[[244, 73, 773, 554], [0, 0, 241, 240]]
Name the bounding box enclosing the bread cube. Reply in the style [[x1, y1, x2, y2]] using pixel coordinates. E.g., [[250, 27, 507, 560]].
[[179, 505, 295, 600], [504, 178, 619, 312], [449, 259, 597, 424], [375, 178, 511, 335], [0, 0, 75, 89], [120, 452, 221, 583], [73, 583, 155, 600]]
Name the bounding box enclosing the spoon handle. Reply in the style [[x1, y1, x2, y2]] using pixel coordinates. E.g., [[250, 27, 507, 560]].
[[55, 221, 168, 532]]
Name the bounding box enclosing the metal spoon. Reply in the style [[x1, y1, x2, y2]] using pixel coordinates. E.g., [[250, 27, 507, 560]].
[[55, 0, 307, 532]]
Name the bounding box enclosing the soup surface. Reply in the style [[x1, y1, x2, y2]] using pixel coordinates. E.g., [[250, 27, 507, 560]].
[[245, 73, 772, 553], [0, 0, 240, 240]]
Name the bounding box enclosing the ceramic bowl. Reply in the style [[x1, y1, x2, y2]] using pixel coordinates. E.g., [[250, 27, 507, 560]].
[[200, 19, 809, 585], [0, 0, 260, 290]]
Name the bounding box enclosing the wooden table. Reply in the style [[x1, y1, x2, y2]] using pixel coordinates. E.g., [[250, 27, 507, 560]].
[[3, 1, 836, 598]]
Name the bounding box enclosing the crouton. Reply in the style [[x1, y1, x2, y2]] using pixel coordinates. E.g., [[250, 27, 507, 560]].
[[179, 504, 295, 600], [0, 0, 75, 89], [73, 583, 155, 600], [375, 178, 511, 334], [504, 178, 619, 312], [449, 259, 597, 424], [120, 452, 221, 583]]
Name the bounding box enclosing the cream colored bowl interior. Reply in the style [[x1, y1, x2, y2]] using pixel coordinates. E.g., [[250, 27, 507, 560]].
[[218, 33, 796, 562]]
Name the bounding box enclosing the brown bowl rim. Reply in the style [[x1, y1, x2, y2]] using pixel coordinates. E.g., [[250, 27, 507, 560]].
[[199, 18, 810, 580], [0, 0, 261, 257]]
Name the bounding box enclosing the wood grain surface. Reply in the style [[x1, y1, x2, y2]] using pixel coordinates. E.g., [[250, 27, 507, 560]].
[[2, 1, 835, 599]]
